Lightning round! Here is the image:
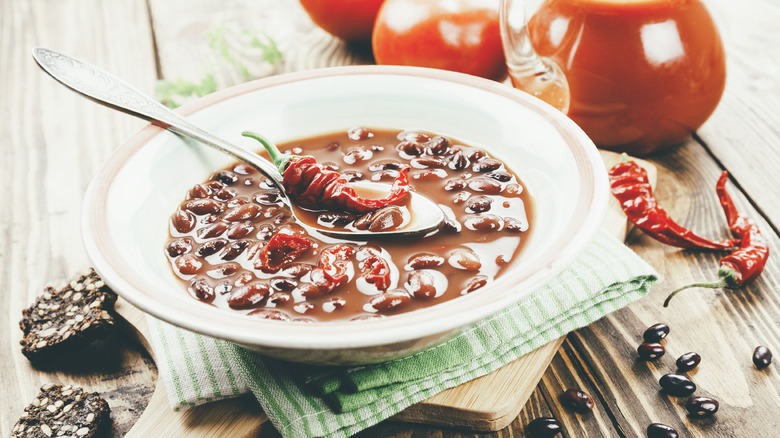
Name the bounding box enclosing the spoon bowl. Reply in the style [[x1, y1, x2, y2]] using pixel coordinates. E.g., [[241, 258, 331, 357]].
[[31, 47, 445, 239]]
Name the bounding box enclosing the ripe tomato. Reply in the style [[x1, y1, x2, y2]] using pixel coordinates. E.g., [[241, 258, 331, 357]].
[[299, 0, 385, 41], [372, 0, 506, 81]]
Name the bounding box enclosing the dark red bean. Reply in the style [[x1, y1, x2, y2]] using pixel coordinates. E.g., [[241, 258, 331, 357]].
[[281, 263, 313, 278], [466, 148, 486, 161], [227, 222, 255, 240], [753, 346, 773, 369], [294, 302, 316, 314], [685, 396, 719, 418], [560, 388, 594, 413], [466, 195, 493, 213], [472, 158, 502, 172], [397, 140, 424, 156], [234, 272, 254, 287], [468, 177, 502, 194], [369, 160, 408, 172], [270, 278, 297, 291], [189, 278, 214, 302], [317, 212, 357, 227], [223, 204, 259, 222], [348, 127, 373, 141], [487, 171, 512, 182], [676, 352, 701, 372], [247, 308, 290, 321], [214, 188, 236, 201], [254, 191, 281, 205], [370, 290, 412, 312], [367, 206, 404, 232], [228, 282, 270, 309], [175, 255, 203, 276], [197, 222, 228, 239], [184, 198, 223, 215], [205, 180, 225, 191], [504, 217, 528, 232], [452, 191, 471, 205], [256, 224, 275, 240], [462, 276, 488, 294], [448, 248, 481, 271], [213, 170, 238, 185], [659, 374, 696, 397], [201, 214, 219, 224], [647, 423, 678, 438], [406, 253, 445, 270], [444, 179, 467, 191], [441, 219, 462, 233], [232, 163, 254, 175], [638, 342, 665, 360], [171, 210, 197, 233], [166, 238, 193, 257], [221, 240, 250, 261], [344, 146, 372, 163], [406, 271, 437, 299], [298, 283, 324, 298], [208, 263, 239, 278], [400, 131, 430, 143], [226, 196, 250, 208], [526, 417, 562, 437], [447, 150, 470, 170], [195, 239, 227, 257], [426, 136, 450, 155], [188, 183, 211, 199], [463, 214, 502, 232], [643, 323, 670, 342], [267, 292, 291, 306]]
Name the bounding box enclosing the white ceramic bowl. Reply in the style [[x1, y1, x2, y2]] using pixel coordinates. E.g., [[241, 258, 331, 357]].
[[82, 66, 608, 365]]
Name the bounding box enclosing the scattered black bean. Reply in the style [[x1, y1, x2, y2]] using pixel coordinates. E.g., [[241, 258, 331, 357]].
[[646, 423, 678, 438], [659, 374, 696, 397], [643, 323, 670, 342], [753, 346, 772, 369], [560, 388, 594, 413], [526, 417, 562, 437], [637, 342, 665, 361], [213, 170, 239, 185], [676, 352, 701, 372], [685, 396, 719, 418]]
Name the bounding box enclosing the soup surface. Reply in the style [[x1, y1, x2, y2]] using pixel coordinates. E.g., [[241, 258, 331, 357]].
[[165, 128, 532, 322]]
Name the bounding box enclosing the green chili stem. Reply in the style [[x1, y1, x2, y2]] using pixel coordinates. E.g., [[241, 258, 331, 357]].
[[242, 131, 291, 174], [663, 265, 741, 307]]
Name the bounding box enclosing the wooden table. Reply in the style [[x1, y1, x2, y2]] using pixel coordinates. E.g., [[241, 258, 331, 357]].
[[2, 0, 779, 436]]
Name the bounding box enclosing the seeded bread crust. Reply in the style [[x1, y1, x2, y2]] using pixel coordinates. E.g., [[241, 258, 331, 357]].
[[12, 384, 110, 438], [20, 269, 117, 362]]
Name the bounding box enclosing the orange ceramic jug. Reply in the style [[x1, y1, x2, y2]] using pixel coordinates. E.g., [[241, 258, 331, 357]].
[[501, 0, 726, 155]]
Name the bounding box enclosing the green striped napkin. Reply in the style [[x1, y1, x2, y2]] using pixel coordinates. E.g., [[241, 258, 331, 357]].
[[146, 229, 657, 437]]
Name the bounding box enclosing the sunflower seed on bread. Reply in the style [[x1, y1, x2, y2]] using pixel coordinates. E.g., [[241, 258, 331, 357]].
[[12, 383, 110, 438], [20, 268, 117, 362]]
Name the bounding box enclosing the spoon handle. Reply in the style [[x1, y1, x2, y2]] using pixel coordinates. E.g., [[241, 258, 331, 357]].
[[31, 47, 284, 188]]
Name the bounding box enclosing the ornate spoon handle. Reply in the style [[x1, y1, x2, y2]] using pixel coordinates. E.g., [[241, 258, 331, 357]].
[[31, 47, 284, 189]]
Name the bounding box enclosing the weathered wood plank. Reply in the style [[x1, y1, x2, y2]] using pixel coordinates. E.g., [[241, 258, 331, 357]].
[[0, 0, 159, 437], [697, 0, 780, 224], [532, 140, 780, 436]]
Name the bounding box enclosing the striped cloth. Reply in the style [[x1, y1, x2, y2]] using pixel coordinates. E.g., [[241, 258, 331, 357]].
[[146, 229, 657, 437]]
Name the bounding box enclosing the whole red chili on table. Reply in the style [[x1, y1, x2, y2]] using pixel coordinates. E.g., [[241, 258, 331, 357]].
[[664, 171, 769, 306], [242, 131, 410, 214], [608, 158, 735, 250]]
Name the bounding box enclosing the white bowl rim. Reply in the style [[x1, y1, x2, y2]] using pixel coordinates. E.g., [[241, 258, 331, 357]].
[[82, 65, 609, 350]]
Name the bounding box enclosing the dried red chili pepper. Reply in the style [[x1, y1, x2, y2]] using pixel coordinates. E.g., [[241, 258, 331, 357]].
[[242, 131, 410, 214], [664, 171, 769, 306], [358, 247, 392, 290], [318, 244, 354, 285], [609, 158, 735, 250], [255, 230, 312, 273]]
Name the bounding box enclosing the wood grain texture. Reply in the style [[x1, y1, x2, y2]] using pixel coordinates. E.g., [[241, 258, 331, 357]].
[[0, 1, 160, 436], [697, 0, 780, 226], [524, 141, 780, 436]]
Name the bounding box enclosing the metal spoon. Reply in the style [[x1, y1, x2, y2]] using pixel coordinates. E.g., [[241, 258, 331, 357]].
[[31, 47, 445, 239]]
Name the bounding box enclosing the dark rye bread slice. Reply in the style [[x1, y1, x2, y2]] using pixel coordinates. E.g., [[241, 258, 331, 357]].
[[12, 384, 110, 438], [20, 268, 117, 361]]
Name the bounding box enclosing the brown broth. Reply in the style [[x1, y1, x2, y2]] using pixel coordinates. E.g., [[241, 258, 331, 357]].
[[165, 128, 533, 322]]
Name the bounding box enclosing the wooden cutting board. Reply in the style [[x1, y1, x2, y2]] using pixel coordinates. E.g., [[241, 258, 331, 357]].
[[116, 150, 656, 436]]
